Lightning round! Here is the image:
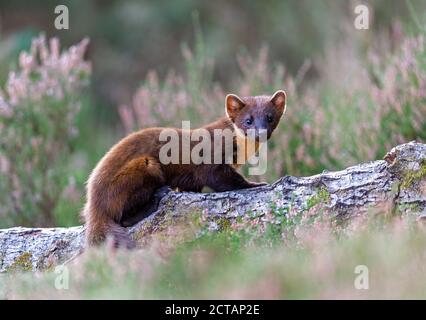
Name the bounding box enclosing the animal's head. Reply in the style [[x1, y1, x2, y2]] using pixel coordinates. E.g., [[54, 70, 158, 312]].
[[225, 90, 286, 140]]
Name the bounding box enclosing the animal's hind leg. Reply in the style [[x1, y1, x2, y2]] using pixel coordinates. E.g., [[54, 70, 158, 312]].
[[112, 155, 164, 227], [120, 186, 172, 227], [120, 188, 156, 227]]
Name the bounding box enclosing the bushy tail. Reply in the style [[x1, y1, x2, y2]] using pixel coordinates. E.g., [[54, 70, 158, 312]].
[[83, 204, 136, 249], [81, 154, 164, 249]]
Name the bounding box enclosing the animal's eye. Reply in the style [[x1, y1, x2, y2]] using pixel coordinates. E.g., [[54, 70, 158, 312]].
[[267, 115, 274, 123], [245, 118, 253, 125]]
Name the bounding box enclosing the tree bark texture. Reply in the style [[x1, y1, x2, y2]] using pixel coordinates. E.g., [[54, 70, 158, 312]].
[[1, 142, 425, 272]]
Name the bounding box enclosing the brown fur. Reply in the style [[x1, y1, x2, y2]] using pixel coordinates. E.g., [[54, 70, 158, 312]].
[[82, 91, 286, 248]]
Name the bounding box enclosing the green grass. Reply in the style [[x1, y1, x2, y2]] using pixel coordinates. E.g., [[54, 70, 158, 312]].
[[1, 209, 426, 299]]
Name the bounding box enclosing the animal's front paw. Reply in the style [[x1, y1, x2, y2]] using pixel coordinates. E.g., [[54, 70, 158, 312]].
[[155, 186, 173, 198], [248, 181, 268, 188]]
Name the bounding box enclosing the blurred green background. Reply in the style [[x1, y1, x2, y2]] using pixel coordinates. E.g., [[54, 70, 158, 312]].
[[1, 0, 423, 108], [0, 0, 425, 228]]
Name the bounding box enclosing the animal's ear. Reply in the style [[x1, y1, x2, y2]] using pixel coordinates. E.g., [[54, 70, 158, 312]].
[[270, 90, 286, 113], [225, 94, 246, 121]]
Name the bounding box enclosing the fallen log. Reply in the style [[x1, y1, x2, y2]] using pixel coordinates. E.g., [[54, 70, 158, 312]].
[[1, 141, 425, 272]]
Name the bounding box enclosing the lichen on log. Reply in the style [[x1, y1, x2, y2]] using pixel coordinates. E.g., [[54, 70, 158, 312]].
[[0, 142, 425, 272]]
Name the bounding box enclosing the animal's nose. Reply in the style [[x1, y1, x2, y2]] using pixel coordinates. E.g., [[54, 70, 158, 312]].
[[254, 119, 268, 131]]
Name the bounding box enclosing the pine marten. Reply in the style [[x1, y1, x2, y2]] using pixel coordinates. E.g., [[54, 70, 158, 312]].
[[82, 90, 286, 248]]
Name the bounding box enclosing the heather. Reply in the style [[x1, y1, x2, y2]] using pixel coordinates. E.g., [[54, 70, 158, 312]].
[[120, 29, 426, 183], [0, 35, 90, 227]]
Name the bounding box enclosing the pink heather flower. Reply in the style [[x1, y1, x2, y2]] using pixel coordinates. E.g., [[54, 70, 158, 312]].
[[0, 35, 91, 226]]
